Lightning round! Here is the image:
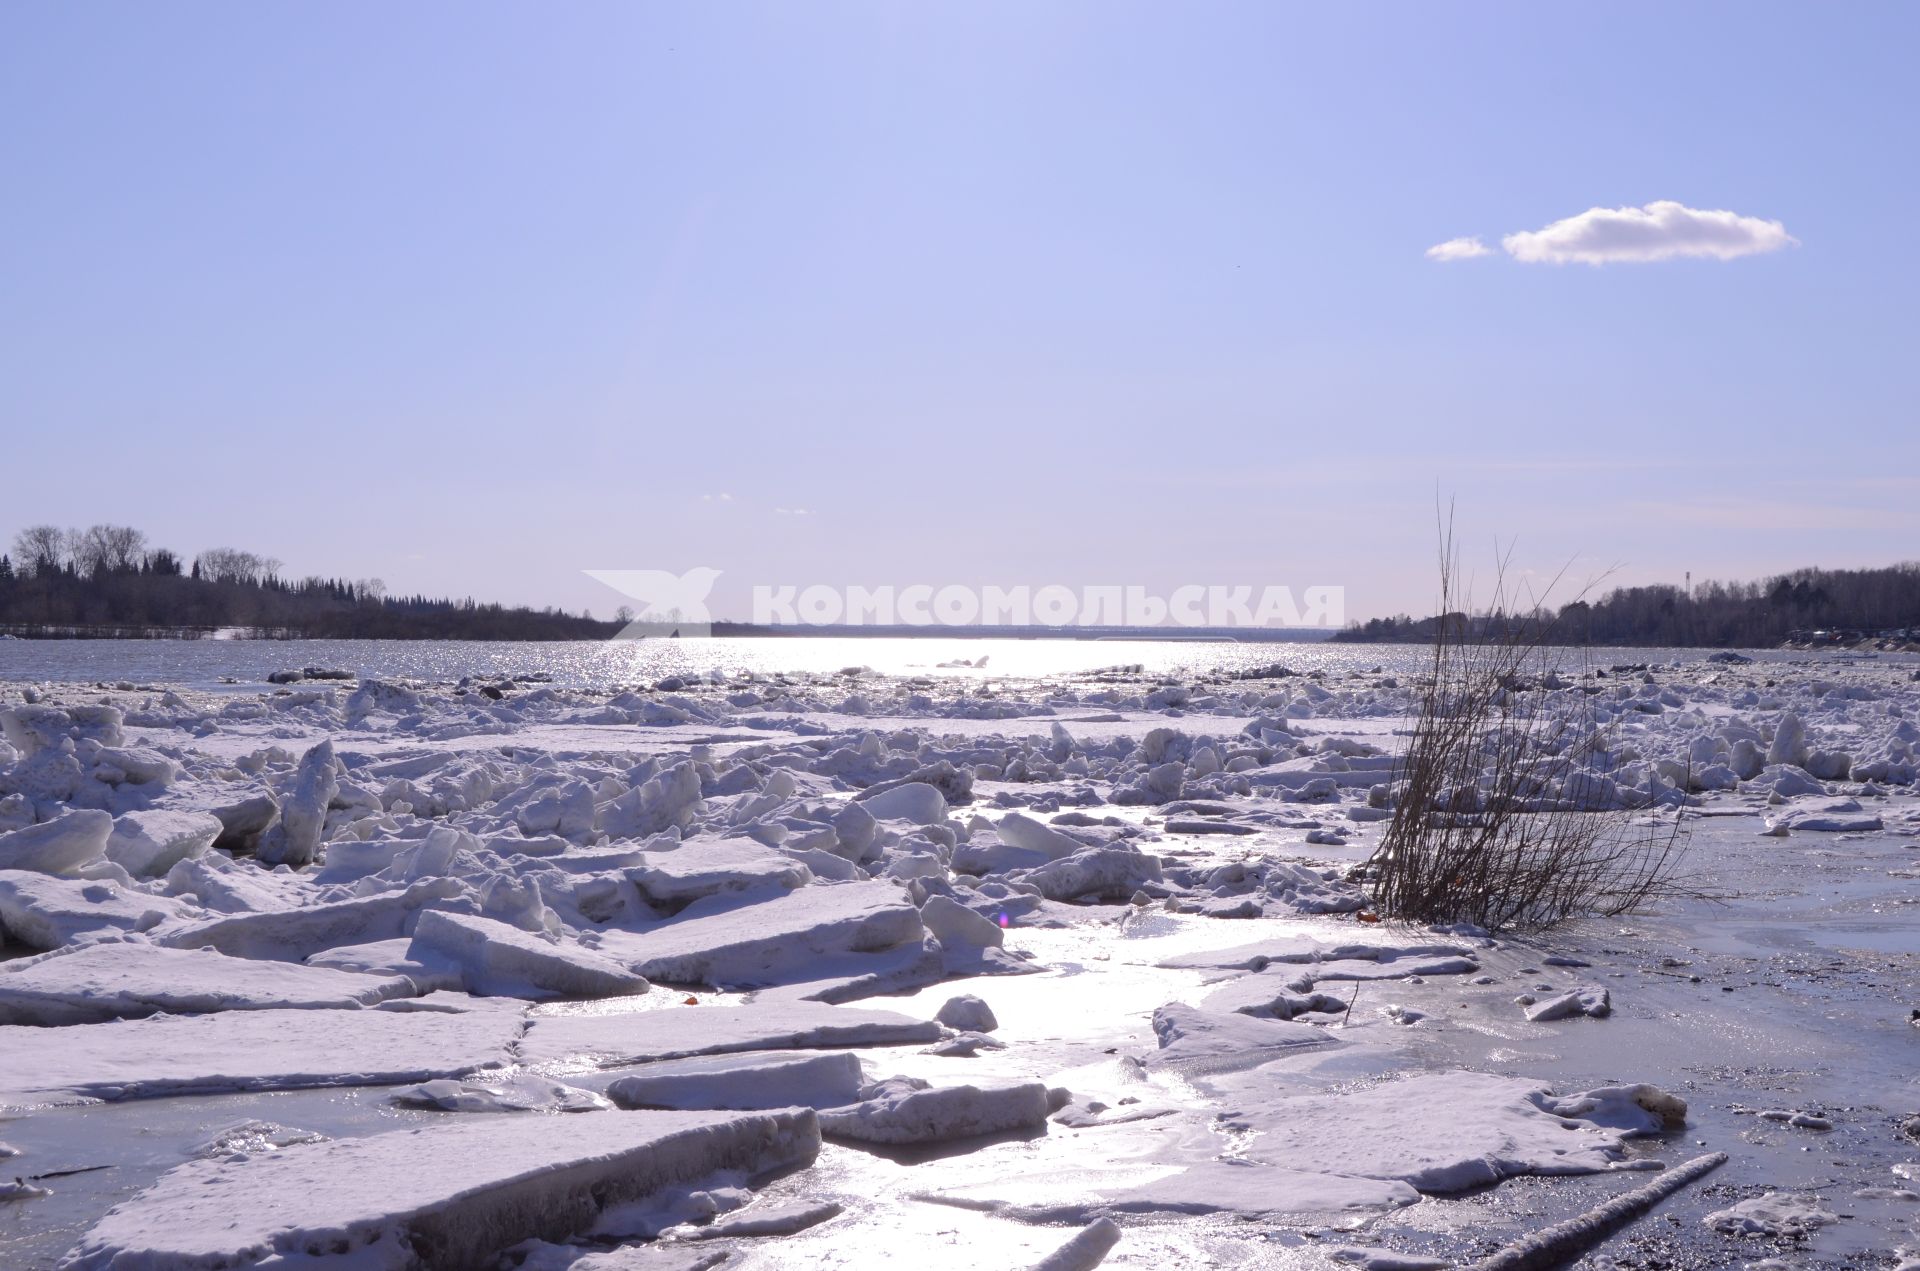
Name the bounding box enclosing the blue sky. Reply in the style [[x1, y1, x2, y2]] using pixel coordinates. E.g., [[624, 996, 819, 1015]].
[[3, 3, 1914, 622]]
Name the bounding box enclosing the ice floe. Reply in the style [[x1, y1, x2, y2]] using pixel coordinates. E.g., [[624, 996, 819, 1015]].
[[63, 1109, 821, 1270], [818, 1078, 1053, 1145], [521, 1001, 942, 1070], [0, 940, 417, 1025], [0, 1004, 522, 1108]]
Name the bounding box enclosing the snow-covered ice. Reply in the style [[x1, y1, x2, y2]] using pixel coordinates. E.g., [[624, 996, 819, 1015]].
[[521, 1001, 943, 1070], [0, 1004, 522, 1108], [590, 881, 925, 988], [606, 1050, 867, 1112], [103, 809, 220, 877], [62, 1108, 821, 1269], [927, 1160, 1419, 1223], [934, 993, 998, 1032], [0, 645, 1913, 1267], [159, 879, 461, 960], [1147, 1001, 1343, 1071], [0, 810, 112, 875], [0, 871, 194, 949], [0, 941, 417, 1025], [1211, 1070, 1685, 1191], [408, 908, 650, 999], [1522, 984, 1612, 1021], [818, 1078, 1053, 1145]]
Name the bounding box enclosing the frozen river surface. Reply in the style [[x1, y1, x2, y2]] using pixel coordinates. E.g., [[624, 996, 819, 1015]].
[[0, 645, 1914, 1269]]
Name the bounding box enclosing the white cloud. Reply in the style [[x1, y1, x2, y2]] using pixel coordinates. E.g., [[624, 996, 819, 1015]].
[[774, 507, 811, 517], [1425, 236, 1492, 262], [1502, 201, 1795, 265]]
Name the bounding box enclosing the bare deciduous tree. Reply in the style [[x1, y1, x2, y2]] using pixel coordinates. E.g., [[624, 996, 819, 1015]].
[[73, 524, 148, 576], [196, 547, 276, 586], [10, 525, 69, 577]]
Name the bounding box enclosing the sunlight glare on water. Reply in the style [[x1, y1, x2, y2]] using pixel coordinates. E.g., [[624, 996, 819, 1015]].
[[0, 635, 1857, 689]]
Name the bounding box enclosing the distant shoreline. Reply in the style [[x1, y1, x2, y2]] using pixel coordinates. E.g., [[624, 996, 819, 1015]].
[[1329, 562, 1920, 651]]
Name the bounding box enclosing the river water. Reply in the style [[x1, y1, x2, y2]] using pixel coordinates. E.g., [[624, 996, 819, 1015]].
[[0, 635, 1890, 689]]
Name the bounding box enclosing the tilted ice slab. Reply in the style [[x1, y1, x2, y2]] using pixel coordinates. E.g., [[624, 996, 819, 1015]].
[[590, 881, 923, 988], [818, 1080, 1053, 1145], [0, 1004, 523, 1109], [158, 880, 462, 962], [307, 937, 465, 993], [521, 1001, 942, 1071], [0, 809, 112, 876], [0, 871, 198, 949], [745, 935, 956, 1006], [626, 838, 812, 909], [992, 811, 1089, 861], [607, 1050, 866, 1112], [1213, 1070, 1685, 1192], [162, 850, 319, 915], [0, 940, 417, 1025], [409, 909, 651, 1000], [927, 1160, 1418, 1223], [103, 810, 221, 877], [61, 1108, 822, 1271]]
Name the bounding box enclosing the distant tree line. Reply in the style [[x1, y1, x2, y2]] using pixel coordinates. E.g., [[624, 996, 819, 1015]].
[[1335, 561, 1920, 648], [0, 524, 622, 640]]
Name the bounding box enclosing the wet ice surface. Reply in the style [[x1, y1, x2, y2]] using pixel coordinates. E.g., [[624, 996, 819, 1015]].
[[0, 646, 1916, 1269]]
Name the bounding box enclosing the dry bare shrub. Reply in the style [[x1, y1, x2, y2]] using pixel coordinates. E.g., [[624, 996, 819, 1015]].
[[1366, 517, 1696, 932]]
